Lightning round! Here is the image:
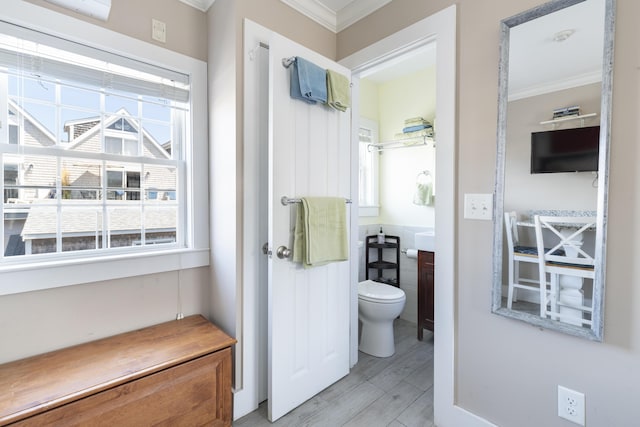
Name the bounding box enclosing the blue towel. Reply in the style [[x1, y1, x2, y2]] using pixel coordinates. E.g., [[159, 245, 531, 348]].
[[403, 124, 433, 133], [290, 57, 327, 104]]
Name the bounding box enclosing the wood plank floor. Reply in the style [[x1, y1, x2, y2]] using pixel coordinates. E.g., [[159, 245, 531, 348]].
[[235, 319, 434, 427]]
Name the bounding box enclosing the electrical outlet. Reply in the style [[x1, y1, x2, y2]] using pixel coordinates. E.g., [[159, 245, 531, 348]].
[[463, 193, 493, 220], [558, 385, 585, 425]]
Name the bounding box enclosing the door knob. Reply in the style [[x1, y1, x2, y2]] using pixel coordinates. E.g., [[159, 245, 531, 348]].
[[276, 246, 291, 259]]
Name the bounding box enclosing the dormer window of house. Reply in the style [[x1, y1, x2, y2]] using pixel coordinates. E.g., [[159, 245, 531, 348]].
[[105, 136, 138, 156]]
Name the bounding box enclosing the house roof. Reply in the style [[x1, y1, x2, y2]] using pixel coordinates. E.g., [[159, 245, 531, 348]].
[[8, 100, 57, 144], [21, 202, 177, 239]]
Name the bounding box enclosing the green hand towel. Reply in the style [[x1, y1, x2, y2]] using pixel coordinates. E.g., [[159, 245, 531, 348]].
[[293, 197, 348, 268], [326, 70, 351, 112]]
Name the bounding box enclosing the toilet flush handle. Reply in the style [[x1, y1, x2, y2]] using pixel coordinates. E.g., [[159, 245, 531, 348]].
[[276, 246, 291, 259]]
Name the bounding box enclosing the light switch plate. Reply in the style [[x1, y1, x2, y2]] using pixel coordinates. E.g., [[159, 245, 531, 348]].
[[152, 19, 166, 43], [464, 193, 493, 220]]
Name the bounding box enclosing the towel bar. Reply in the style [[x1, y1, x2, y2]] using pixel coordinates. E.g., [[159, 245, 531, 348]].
[[281, 196, 352, 206], [282, 57, 295, 68]]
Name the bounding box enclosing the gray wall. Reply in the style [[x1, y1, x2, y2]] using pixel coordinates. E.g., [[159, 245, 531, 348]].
[[340, 0, 640, 425]]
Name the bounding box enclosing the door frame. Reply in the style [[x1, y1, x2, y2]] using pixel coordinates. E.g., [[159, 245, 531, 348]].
[[239, 9, 495, 426], [340, 6, 491, 427]]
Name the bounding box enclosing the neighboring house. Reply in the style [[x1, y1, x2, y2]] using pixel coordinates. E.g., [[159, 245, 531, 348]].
[[3, 101, 177, 256]]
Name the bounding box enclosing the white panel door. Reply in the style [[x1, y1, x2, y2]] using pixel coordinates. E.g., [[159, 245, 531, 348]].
[[268, 33, 352, 422]]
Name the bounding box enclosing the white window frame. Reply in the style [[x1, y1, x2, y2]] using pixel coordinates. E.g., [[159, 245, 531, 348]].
[[0, 2, 209, 296], [358, 117, 380, 217]]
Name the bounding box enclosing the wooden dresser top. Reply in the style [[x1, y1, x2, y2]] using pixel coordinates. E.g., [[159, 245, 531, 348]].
[[0, 315, 236, 425]]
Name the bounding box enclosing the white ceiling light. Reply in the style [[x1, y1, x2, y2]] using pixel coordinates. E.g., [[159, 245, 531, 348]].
[[552, 29, 576, 42], [44, 0, 112, 21]]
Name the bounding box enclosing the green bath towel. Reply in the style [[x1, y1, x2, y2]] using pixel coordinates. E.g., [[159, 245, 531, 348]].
[[293, 197, 349, 268], [326, 69, 351, 112]]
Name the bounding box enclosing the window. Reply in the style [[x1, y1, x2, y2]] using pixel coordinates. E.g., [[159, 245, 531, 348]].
[[0, 4, 208, 296], [8, 124, 18, 145], [0, 20, 189, 261], [358, 118, 379, 217], [3, 162, 18, 202]]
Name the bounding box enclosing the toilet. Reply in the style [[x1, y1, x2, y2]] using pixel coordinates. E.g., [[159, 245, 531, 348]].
[[358, 279, 406, 357]]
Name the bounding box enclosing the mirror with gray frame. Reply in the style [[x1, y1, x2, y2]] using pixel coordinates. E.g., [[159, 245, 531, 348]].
[[492, 0, 615, 341]]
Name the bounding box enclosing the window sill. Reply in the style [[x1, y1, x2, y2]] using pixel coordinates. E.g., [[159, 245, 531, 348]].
[[0, 248, 210, 296]]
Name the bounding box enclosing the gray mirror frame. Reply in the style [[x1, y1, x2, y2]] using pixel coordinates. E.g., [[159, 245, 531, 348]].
[[492, 0, 615, 341]]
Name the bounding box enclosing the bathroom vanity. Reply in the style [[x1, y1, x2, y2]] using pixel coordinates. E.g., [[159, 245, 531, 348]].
[[418, 250, 435, 340]]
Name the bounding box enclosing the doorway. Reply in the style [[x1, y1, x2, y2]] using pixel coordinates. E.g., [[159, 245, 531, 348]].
[[339, 5, 458, 424], [352, 42, 437, 336]]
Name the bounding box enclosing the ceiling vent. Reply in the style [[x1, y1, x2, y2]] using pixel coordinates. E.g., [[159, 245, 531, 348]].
[[44, 0, 112, 21]]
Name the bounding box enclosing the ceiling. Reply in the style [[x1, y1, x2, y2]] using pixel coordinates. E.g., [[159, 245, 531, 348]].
[[179, 0, 390, 33], [508, 0, 605, 100]]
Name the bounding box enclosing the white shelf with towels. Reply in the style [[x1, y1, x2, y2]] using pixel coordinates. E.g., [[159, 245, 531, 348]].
[[368, 133, 435, 152]]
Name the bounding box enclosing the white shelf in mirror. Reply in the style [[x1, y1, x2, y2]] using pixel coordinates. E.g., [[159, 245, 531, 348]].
[[368, 132, 435, 152], [539, 112, 598, 126]]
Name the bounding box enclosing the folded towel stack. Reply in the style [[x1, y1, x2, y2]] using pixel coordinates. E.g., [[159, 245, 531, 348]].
[[402, 117, 433, 134], [293, 197, 349, 268], [395, 128, 434, 138], [290, 57, 327, 104]]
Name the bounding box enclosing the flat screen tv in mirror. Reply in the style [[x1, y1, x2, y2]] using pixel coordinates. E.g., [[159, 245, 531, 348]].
[[530, 126, 600, 174]]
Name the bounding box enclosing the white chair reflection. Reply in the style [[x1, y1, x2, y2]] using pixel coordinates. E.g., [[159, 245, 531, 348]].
[[534, 215, 596, 326], [504, 211, 545, 309]]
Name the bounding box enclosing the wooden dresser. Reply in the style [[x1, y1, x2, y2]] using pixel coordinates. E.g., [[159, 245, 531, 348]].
[[417, 250, 435, 340], [0, 315, 236, 426]]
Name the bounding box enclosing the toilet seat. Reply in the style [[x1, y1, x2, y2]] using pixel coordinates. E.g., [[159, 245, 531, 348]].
[[358, 280, 405, 304]]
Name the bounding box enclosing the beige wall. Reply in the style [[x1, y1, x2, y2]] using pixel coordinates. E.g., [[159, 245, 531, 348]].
[[0, 268, 210, 362], [24, 0, 208, 60], [341, 0, 640, 425]]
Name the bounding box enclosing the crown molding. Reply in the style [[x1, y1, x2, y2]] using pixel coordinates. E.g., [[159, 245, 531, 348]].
[[280, 0, 391, 33], [280, 0, 336, 32], [336, 0, 391, 32], [508, 70, 602, 101], [178, 0, 215, 12]]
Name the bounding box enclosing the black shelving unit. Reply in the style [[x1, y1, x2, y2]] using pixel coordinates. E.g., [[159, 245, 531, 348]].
[[365, 234, 400, 287]]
